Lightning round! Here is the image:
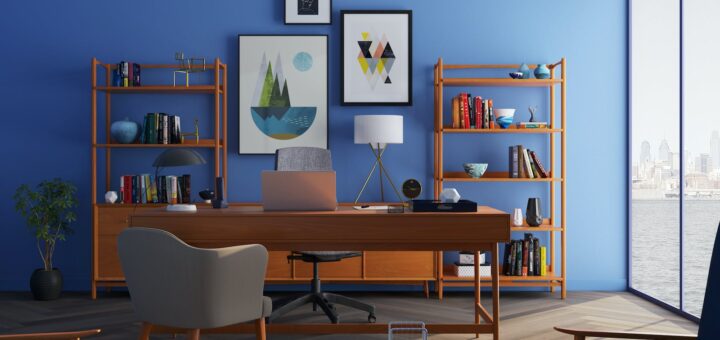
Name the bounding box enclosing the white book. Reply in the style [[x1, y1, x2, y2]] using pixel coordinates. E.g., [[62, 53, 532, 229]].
[[522, 148, 534, 178]]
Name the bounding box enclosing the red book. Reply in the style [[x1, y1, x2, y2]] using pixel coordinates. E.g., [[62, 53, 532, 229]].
[[474, 96, 482, 129], [128, 63, 134, 87], [458, 94, 465, 128], [529, 151, 550, 178], [522, 238, 529, 276], [462, 94, 471, 129], [123, 175, 132, 204], [488, 99, 495, 129]]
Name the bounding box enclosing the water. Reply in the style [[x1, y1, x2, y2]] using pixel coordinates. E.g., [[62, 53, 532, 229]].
[[631, 200, 719, 317]]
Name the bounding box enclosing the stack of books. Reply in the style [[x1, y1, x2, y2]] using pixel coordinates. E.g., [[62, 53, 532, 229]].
[[452, 251, 490, 277], [517, 122, 548, 129], [141, 113, 183, 145], [503, 233, 547, 276], [114, 61, 141, 87], [508, 145, 549, 178], [119, 174, 191, 204], [450, 93, 494, 129]]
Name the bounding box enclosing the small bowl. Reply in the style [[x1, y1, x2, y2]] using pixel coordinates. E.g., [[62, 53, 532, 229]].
[[463, 163, 488, 178], [493, 108, 515, 129], [509, 72, 524, 79]]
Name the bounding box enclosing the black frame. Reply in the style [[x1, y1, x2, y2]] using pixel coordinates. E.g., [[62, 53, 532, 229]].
[[340, 10, 413, 106], [285, 0, 332, 25], [237, 34, 330, 155]]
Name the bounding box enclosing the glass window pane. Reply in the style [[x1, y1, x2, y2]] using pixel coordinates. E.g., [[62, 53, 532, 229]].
[[682, 0, 720, 317], [630, 0, 680, 308]]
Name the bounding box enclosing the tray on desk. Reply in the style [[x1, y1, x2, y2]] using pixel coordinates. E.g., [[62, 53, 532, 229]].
[[410, 200, 478, 212]]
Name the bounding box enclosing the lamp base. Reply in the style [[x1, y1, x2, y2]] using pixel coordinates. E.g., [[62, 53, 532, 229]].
[[165, 204, 198, 212]]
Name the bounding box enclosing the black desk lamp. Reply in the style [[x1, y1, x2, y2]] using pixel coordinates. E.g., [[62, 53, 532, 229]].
[[152, 149, 206, 211]]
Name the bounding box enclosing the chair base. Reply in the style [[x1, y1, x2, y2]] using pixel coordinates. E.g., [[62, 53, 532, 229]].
[[269, 291, 376, 324]]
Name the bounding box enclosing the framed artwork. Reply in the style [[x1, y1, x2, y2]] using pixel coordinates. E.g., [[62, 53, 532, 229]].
[[238, 35, 328, 154], [285, 0, 332, 25], [341, 10, 412, 106]]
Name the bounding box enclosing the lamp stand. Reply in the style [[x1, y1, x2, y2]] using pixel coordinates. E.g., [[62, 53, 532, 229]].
[[354, 143, 404, 204]]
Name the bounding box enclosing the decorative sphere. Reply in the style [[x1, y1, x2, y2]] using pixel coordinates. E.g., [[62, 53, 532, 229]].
[[111, 118, 139, 144], [104, 191, 118, 204]]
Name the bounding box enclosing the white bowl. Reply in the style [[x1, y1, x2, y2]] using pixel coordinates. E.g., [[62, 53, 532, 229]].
[[494, 108, 516, 118]]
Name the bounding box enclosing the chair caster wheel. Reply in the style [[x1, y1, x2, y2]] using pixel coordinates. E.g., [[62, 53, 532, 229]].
[[368, 314, 377, 323]]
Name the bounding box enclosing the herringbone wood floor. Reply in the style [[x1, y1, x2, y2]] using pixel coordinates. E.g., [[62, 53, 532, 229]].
[[0, 291, 698, 339]]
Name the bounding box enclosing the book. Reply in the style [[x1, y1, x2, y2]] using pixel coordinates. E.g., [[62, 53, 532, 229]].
[[514, 240, 522, 276], [467, 93, 474, 129], [462, 94, 471, 130], [540, 246, 547, 276], [128, 62, 134, 87], [525, 233, 534, 275], [133, 63, 141, 86], [474, 96, 482, 129], [119, 176, 125, 203], [503, 242, 513, 275], [533, 237, 540, 276], [522, 147, 534, 179], [488, 99, 495, 129], [529, 151, 550, 178], [519, 122, 548, 128], [483, 99, 489, 129], [451, 97, 460, 128], [517, 145, 526, 178], [522, 238, 529, 276], [170, 176, 178, 204]]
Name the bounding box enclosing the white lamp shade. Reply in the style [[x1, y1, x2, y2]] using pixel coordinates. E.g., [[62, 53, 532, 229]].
[[354, 115, 404, 144]]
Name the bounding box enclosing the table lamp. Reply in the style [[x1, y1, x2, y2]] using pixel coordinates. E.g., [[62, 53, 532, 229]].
[[354, 115, 404, 203], [152, 149, 206, 212]]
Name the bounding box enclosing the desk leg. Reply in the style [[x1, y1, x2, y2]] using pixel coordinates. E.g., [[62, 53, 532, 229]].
[[492, 243, 500, 340], [474, 251, 480, 339]]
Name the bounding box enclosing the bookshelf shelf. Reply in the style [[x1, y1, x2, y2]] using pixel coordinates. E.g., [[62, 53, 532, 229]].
[[434, 58, 567, 299], [95, 85, 223, 94], [94, 139, 222, 148], [90, 57, 228, 299], [442, 127, 563, 134], [442, 78, 562, 87], [442, 171, 561, 182]]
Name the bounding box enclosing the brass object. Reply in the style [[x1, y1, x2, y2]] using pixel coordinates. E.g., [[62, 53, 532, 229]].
[[180, 119, 200, 144]]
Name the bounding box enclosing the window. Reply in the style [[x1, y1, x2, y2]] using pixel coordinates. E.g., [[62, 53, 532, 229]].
[[630, 0, 720, 318]]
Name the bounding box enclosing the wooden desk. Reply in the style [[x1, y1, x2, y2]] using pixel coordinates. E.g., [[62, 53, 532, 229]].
[[129, 205, 511, 339]]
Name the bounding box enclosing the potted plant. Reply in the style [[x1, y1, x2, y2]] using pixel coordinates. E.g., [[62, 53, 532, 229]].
[[13, 178, 77, 300]]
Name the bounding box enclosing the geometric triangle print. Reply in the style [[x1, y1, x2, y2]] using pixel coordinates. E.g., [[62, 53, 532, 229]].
[[381, 42, 395, 58], [358, 41, 373, 58]]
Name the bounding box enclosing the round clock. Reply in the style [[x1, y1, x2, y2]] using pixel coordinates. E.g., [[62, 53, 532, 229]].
[[402, 179, 422, 200]]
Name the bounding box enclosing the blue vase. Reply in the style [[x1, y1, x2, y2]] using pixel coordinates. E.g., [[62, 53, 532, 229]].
[[518, 63, 531, 79], [111, 118, 139, 144], [534, 64, 550, 79]]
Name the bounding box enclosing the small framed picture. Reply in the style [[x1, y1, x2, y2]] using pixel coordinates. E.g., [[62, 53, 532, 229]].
[[341, 10, 412, 106], [285, 0, 332, 25]]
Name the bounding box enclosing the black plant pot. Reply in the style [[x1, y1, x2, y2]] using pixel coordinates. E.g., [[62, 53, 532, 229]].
[[526, 198, 543, 227], [30, 268, 63, 301]]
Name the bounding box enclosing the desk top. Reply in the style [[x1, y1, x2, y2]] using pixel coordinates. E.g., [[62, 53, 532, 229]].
[[130, 205, 508, 217], [129, 205, 511, 251]]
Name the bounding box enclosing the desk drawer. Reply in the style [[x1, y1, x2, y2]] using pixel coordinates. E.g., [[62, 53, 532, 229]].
[[365, 251, 435, 279]]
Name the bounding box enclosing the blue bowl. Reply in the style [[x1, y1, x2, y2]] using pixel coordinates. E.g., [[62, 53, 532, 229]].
[[463, 163, 488, 178], [496, 116, 514, 129]]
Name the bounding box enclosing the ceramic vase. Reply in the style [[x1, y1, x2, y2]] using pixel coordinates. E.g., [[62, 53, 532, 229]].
[[110, 118, 139, 144], [513, 208, 523, 226], [534, 64, 550, 79], [526, 198, 543, 226], [518, 63, 531, 79]]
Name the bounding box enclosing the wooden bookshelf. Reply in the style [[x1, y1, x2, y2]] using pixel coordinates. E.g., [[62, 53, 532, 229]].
[[90, 58, 228, 299], [433, 58, 567, 299]]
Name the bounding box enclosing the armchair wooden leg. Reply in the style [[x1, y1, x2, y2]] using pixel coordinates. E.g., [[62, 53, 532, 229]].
[[255, 317, 267, 340], [138, 322, 152, 340], [186, 329, 200, 340]]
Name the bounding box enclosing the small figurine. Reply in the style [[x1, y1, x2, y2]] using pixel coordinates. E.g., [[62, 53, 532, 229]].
[[528, 106, 537, 122]]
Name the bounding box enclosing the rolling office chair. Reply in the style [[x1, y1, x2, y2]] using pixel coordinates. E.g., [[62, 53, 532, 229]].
[[268, 147, 376, 324], [118, 228, 271, 340]]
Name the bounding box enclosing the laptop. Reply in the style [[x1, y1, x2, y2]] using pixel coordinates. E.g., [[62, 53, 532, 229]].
[[261, 171, 337, 211]]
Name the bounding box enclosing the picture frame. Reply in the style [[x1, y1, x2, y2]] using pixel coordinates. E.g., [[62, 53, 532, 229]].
[[238, 35, 328, 154], [285, 0, 332, 25], [341, 10, 412, 106]]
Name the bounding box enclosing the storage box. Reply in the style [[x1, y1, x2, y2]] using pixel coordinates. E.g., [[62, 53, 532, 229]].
[[458, 251, 485, 265], [453, 264, 491, 277]]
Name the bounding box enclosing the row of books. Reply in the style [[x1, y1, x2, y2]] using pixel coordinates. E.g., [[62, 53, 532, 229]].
[[508, 145, 549, 178], [141, 113, 183, 145], [119, 174, 191, 204], [113, 61, 141, 87], [503, 233, 547, 276], [451, 93, 494, 129]]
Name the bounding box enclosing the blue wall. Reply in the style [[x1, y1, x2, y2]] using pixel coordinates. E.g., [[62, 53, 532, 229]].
[[0, 0, 627, 291]]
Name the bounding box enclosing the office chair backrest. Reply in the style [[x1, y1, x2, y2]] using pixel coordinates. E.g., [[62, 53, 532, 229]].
[[699, 222, 720, 338], [118, 227, 268, 329], [275, 147, 332, 171]]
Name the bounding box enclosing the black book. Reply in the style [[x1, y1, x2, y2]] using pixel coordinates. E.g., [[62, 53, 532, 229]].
[[534, 237, 541, 276], [467, 93, 474, 128], [514, 240, 522, 276], [525, 233, 534, 275], [503, 242, 512, 275]]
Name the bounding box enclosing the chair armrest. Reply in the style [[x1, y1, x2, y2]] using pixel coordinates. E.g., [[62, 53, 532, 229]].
[[554, 327, 697, 340]]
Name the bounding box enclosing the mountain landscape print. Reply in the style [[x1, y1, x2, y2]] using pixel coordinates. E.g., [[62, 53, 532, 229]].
[[251, 53, 317, 140]]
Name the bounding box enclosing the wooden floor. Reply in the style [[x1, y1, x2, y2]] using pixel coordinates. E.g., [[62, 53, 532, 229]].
[[0, 291, 698, 339]]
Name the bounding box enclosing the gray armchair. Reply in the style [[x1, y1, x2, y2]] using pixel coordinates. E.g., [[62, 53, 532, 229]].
[[118, 227, 271, 340]]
